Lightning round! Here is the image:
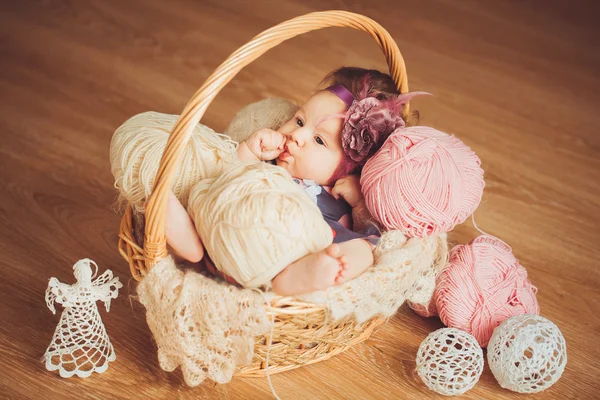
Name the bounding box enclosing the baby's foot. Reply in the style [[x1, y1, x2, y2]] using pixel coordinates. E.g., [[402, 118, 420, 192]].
[[322, 243, 349, 286], [271, 243, 348, 296]]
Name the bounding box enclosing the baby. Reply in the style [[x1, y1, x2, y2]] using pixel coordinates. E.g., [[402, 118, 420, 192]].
[[165, 67, 410, 296]]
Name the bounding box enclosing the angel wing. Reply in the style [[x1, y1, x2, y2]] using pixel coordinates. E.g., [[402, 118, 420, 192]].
[[45, 278, 74, 314], [92, 269, 123, 312]]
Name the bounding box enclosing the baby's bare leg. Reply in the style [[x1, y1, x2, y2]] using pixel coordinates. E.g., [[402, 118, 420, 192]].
[[164, 190, 204, 263], [271, 244, 348, 296]]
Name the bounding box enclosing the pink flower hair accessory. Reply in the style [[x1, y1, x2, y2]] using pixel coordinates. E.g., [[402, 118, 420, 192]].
[[326, 79, 429, 167]]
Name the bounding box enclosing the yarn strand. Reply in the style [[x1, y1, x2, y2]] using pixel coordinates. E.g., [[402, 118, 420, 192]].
[[253, 288, 282, 400], [471, 213, 492, 237]]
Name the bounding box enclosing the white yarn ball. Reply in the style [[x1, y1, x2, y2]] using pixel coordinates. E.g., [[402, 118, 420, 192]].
[[188, 162, 333, 288], [487, 314, 567, 393], [416, 328, 484, 396], [110, 111, 238, 213]]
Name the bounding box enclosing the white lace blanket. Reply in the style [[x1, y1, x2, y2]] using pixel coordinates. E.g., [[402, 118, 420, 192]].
[[300, 231, 447, 322], [136, 257, 270, 386], [136, 231, 447, 386]]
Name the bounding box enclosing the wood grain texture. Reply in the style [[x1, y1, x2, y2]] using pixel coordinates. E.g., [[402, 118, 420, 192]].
[[1, 0, 599, 399]]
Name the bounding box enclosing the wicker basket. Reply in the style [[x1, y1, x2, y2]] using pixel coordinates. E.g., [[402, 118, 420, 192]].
[[118, 10, 410, 377]]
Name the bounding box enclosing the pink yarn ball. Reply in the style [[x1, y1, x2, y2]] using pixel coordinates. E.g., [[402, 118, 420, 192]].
[[435, 235, 540, 347], [360, 126, 484, 237]]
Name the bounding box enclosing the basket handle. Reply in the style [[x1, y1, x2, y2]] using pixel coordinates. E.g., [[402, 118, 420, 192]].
[[143, 10, 410, 270]]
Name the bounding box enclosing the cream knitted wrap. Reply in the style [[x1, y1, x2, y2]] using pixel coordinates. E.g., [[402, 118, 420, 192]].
[[187, 162, 333, 287]]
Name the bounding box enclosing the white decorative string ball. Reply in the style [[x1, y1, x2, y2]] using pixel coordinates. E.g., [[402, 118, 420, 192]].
[[487, 314, 567, 393], [416, 328, 484, 396]]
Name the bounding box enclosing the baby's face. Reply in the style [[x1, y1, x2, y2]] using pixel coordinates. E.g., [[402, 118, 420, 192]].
[[276, 91, 346, 185]]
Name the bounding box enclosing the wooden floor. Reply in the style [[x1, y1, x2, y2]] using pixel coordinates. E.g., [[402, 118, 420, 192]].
[[1, 0, 599, 399]]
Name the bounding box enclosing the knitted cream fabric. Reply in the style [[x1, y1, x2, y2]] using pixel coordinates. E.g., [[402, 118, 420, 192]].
[[188, 162, 333, 288], [110, 111, 238, 213], [299, 231, 448, 323], [136, 256, 271, 387], [224, 98, 299, 143]]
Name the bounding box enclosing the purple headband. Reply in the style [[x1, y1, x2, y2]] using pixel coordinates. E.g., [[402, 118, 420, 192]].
[[326, 84, 355, 109]]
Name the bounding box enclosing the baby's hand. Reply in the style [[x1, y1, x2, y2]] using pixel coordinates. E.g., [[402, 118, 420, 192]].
[[331, 175, 363, 208], [242, 128, 286, 161]]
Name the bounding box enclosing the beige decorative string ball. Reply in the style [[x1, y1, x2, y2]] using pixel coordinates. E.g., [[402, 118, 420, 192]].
[[110, 111, 238, 213], [415, 328, 484, 396], [487, 314, 567, 393], [187, 162, 333, 288]]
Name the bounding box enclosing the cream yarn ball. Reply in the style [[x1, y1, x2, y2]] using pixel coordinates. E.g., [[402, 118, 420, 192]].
[[188, 162, 333, 288], [224, 98, 299, 143], [487, 314, 567, 393], [110, 111, 238, 213], [416, 328, 484, 396]]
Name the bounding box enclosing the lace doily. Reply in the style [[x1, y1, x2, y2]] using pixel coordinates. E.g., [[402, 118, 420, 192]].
[[136, 257, 271, 386]]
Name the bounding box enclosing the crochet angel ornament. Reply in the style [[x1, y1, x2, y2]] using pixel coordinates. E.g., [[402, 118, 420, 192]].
[[44, 259, 122, 378]]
